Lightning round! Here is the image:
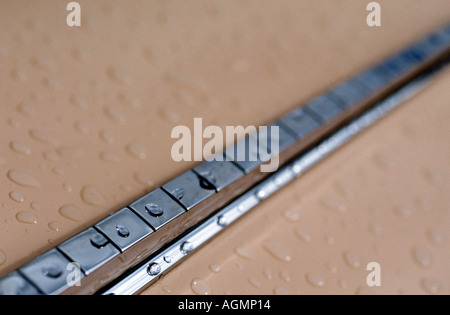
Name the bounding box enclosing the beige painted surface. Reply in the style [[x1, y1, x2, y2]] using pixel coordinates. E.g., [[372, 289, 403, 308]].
[[0, 0, 448, 294]]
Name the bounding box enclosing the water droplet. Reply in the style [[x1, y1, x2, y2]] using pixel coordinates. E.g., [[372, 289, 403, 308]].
[[81, 185, 106, 206], [283, 208, 300, 222], [119, 184, 132, 192], [334, 180, 355, 199], [29, 129, 58, 145], [48, 221, 61, 232], [412, 247, 432, 268], [134, 173, 153, 186], [162, 286, 171, 294], [126, 144, 147, 159], [262, 240, 291, 262], [427, 229, 444, 246], [209, 264, 221, 273], [295, 227, 311, 242], [117, 92, 141, 108], [248, 277, 261, 288], [338, 279, 348, 290], [11, 69, 27, 82], [147, 262, 161, 276], [42, 77, 60, 89], [74, 121, 90, 135], [16, 211, 38, 224], [158, 107, 181, 123], [279, 270, 291, 282], [326, 262, 338, 274], [31, 56, 56, 71], [7, 169, 41, 188], [0, 250, 6, 266], [62, 183, 73, 192], [306, 273, 326, 288], [107, 66, 133, 85], [180, 241, 194, 254], [146, 204, 164, 217], [369, 222, 383, 235], [71, 47, 89, 62], [217, 215, 228, 227], [191, 278, 211, 295], [421, 278, 440, 294], [8, 118, 20, 128], [325, 233, 335, 245], [171, 188, 185, 200], [343, 251, 361, 269], [263, 267, 272, 280], [235, 245, 253, 260], [9, 191, 25, 203], [395, 206, 412, 219], [321, 197, 347, 213], [373, 152, 395, 170], [100, 151, 120, 163], [56, 146, 83, 160], [30, 202, 40, 211], [52, 167, 65, 176], [10, 141, 31, 155], [116, 225, 130, 237], [58, 204, 82, 221], [42, 151, 59, 161], [99, 130, 115, 144], [104, 106, 127, 124], [17, 103, 36, 116], [273, 286, 288, 295]]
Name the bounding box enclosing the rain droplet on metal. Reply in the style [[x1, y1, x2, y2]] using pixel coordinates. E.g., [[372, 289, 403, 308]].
[[262, 239, 291, 262], [217, 215, 228, 227], [41, 264, 63, 278], [180, 241, 194, 254], [90, 233, 108, 248], [145, 204, 163, 217], [147, 263, 161, 276], [116, 225, 130, 238]]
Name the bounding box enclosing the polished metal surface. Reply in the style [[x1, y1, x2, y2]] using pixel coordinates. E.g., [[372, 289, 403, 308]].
[[18, 249, 76, 295], [0, 271, 40, 295], [95, 208, 153, 252], [129, 189, 185, 230], [162, 171, 216, 210], [58, 228, 120, 275], [193, 160, 244, 192]]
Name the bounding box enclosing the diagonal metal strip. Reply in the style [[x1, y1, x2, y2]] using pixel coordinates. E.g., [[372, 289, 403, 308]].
[[100, 59, 449, 295]]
